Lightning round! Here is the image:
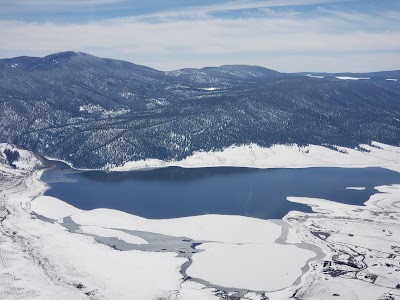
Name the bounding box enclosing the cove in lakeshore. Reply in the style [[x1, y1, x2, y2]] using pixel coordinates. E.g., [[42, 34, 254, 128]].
[[42, 162, 400, 220]]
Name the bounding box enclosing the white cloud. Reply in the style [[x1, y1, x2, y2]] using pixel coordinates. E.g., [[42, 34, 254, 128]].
[[172, 0, 344, 13], [0, 6, 399, 72], [3, 0, 123, 6], [126, 0, 347, 21]]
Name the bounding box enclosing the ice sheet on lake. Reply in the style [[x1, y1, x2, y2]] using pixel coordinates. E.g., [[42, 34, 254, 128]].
[[31, 195, 82, 219], [187, 242, 315, 291]]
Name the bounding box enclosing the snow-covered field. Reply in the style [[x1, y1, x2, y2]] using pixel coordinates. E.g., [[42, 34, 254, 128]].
[[1, 142, 400, 299]]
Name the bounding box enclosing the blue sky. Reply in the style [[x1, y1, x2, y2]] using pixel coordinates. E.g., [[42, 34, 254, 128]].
[[0, 0, 399, 72]]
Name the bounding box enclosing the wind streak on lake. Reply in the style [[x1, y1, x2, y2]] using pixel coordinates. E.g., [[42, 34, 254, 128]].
[[42, 163, 400, 219]]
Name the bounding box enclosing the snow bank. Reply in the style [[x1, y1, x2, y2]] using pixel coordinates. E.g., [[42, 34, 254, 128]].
[[287, 196, 360, 215], [111, 142, 400, 172], [336, 76, 370, 80], [200, 87, 219, 91], [305, 74, 324, 78]]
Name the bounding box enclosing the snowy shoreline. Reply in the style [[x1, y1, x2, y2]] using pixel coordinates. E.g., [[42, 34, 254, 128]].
[[44, 141, 400, 173], [25, 167, 324, 298], [1, 143, 400, 299], [29, 166, 400, 299]]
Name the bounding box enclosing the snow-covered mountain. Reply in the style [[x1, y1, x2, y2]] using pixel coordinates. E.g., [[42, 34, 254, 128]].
[[0, 51, 399, 168]]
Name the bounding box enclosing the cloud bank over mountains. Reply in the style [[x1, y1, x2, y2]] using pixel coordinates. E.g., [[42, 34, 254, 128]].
[[0, 0, 399, 72]]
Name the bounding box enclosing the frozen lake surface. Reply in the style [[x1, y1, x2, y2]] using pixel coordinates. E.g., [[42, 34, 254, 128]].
[[42, 163, 400, 219]]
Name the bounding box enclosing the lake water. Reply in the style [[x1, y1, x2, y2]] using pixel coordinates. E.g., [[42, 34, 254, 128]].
[[42, 163, 400, 220]]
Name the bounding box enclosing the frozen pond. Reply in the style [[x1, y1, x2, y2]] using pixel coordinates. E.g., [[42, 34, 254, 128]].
[[42, 163, 400, 219]]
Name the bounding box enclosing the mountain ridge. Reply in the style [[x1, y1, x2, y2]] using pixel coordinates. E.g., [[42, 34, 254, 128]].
[[1, 51, 400, 75], [0, 52, 399, 168]]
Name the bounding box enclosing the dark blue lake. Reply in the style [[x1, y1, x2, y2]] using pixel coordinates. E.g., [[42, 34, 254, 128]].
[[42, 163, 400, 220]]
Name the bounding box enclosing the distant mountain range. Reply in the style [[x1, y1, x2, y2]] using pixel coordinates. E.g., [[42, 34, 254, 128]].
[[1, 51, 399, 168]]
